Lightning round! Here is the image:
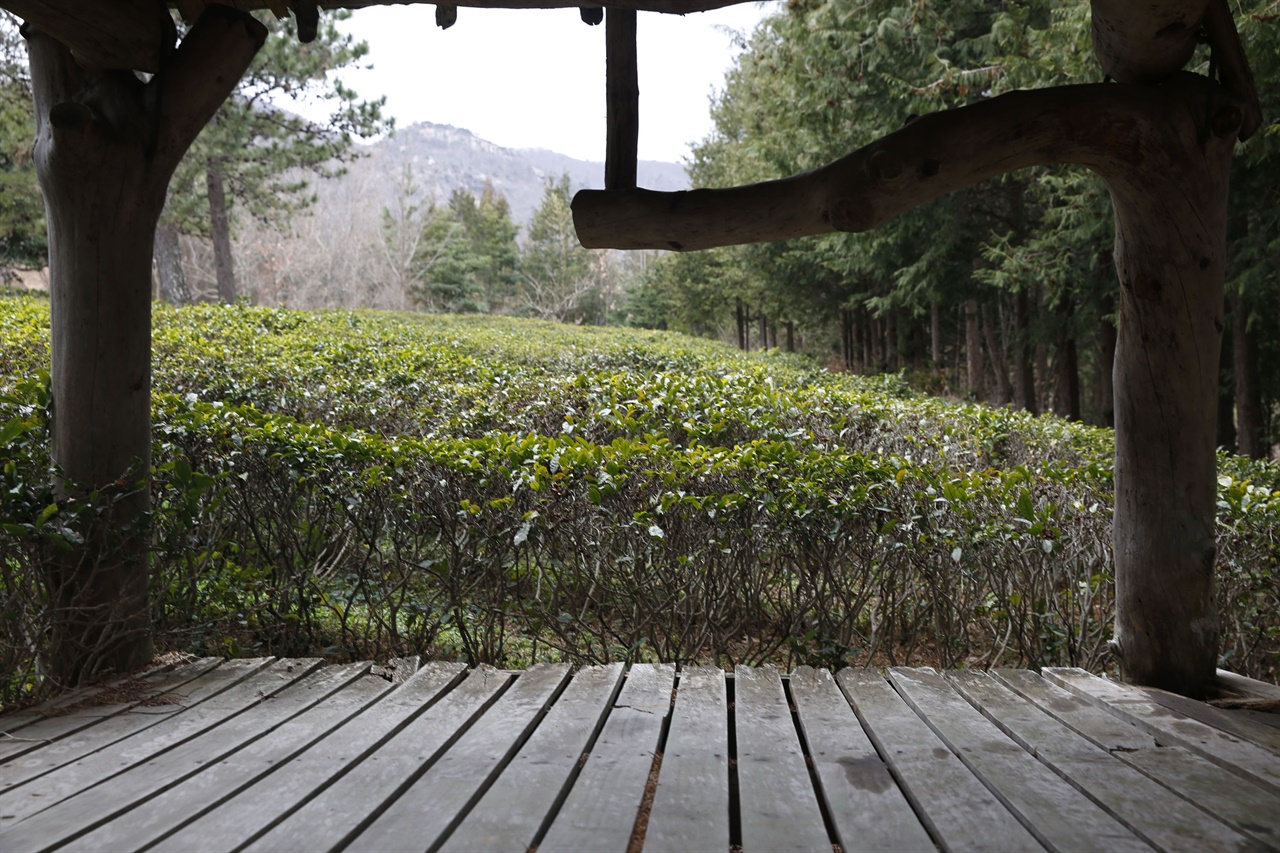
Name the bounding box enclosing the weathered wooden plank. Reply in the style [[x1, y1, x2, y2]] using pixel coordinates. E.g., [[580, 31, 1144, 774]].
[[1120, 746, 1280, 849], [789, 666, 933, 853], [0, 658, 320, 833], [349, 663, 571, 851], [0, 657, 222, 763], [149, 661, 467, 853], [991, 670, 1158, 752], [243, 665, 510, 852], [732, 665, 831, 853], [1044, 667, 1280, 796], [44, 663, 380, 853], [836, 668, 1042, 853], [948, 669, 1256, 852], [1216, 669, 1280, 702], [538, 663, 674, 853], [440, 663, 625, 853], [644, 666, 730, 853], [0, 661, 361, 850], [0, 658, 275, 800], [0, 656, 217, 736], [995, 668, 1280, 849], [1139, 685, 1280, 755], [889, 667, 1148, 852]]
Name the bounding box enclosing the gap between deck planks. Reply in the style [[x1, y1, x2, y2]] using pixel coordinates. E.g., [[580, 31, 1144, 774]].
[[0, 659, 1275, 853]]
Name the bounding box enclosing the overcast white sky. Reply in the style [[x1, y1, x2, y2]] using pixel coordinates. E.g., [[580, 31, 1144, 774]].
[[327, 2, 777, 164]]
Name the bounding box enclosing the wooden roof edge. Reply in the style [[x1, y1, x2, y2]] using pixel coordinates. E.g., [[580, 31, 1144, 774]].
[[1, 0, 761, 74]]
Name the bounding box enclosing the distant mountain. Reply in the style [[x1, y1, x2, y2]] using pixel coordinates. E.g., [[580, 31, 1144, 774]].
[[336, 121, 690, 226]]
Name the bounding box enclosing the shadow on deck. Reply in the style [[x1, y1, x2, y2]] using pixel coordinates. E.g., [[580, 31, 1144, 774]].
[[1, 657, 1277, 852]]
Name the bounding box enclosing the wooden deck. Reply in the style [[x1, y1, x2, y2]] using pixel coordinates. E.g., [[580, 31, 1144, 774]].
[[1, 659, 1277, 852]]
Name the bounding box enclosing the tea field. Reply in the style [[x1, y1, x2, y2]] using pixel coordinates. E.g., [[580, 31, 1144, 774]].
[[2, 293, 1277, 703]]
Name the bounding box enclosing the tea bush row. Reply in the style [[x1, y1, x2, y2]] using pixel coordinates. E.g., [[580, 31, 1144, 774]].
[[1, 294, 1276, 703]]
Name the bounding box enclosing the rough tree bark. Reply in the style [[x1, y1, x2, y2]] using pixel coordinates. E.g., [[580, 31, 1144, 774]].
[[1232, 287, 1264, 458], [983, 303, 1011, 406], [1013, 289, 1036, 414], [1096, 294, 1116, 427], [964, 300, 983, 399], [929, 300, 941, 368], [207, 154, 237, 303], [154, 219, 189, 305], [1052, 295, 1081, 420], [27, 7, 265, 685], [574, 72, 1250, 697]]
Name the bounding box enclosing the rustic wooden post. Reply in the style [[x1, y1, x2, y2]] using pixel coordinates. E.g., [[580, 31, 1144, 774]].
[[604, 8, 638, 191], [1106, 83, 1237, 695], [26, 7, 265, 684]]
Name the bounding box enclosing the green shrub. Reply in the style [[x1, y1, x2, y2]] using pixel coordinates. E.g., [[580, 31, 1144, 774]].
[[2, 294, 1276, 705]]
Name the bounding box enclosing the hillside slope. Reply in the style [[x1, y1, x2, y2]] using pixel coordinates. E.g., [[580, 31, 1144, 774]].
[[325, 121, 689, 225]]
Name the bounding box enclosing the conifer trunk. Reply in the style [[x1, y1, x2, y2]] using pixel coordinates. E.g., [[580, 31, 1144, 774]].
[[1013, 289, 1036, 414], [1232, 287, 1264, 458], [154, 219, 189, 305], [207, 155, 237, 303], [964, 299, 983, 398]]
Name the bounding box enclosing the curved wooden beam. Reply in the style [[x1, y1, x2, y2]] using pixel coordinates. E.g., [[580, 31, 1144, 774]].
[[573, 77, 1245, 252]]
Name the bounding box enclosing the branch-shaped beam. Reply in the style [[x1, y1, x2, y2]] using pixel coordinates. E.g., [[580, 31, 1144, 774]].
[[572, 77, 1244, 251]]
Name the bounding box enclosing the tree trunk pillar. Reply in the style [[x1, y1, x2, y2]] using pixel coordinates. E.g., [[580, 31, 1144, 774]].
[[1106, 78, 1239, 697], [26, 9, 265, 685]]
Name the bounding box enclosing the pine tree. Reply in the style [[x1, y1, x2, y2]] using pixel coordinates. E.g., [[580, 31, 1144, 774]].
[[158, 10, 388, 303], [520, 174, 603, 322]]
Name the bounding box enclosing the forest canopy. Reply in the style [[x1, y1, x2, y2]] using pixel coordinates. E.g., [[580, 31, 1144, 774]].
[[628, 0, 1280, 456]]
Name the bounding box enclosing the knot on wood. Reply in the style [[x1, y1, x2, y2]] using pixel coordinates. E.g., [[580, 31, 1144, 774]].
[[866, 149, 903, 182], [825, 198, 873, 232]]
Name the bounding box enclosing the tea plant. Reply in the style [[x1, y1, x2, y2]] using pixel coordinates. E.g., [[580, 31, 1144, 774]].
[[2, 293, 1277, 704]]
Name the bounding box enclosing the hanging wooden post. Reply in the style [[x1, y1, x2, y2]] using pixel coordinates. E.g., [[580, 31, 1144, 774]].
[[604, 8, 638, 191], [27, 7, 265, 685]]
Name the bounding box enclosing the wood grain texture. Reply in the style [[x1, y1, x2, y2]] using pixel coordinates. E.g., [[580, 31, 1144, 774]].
[[789, 666, 932, 853], [350, 663, 570, 851], [996, 668, 1280, 849], [0, 657, 221, 763], [645, 666, 730, 853], [150, 661, 467, 853], [1139, 684, 1280, 755], [0, 658, 319, 838], [733, 665, 831, 853], [0, 661, 361, 852], [888, 667, 1147, 852], [243, 665, 509, 852], [1044, 668, 1280, 795], [56, 664, 384, 853], [0, 657, 274, 799], [441, 663, 625, 853], [539, 663, 674, 853], [948, 669, 1255, 853], [837, 668, 1042, 853]]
